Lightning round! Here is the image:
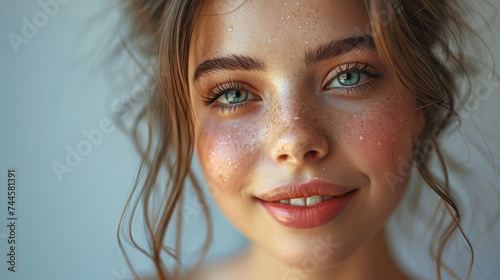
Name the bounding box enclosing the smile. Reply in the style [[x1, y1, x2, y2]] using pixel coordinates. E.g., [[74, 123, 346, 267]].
[[256, 180, 358, 229], [273, 195, 336, 206]]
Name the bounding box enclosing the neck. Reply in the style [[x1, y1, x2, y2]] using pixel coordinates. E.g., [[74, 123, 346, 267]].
[[241, 227, 410, 280]]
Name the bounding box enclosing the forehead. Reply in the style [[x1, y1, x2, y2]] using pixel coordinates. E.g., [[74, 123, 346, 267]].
[[190, 0, 371, 68]]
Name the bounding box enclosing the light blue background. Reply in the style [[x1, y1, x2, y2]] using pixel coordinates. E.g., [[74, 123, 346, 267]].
[[0, 1, 499, 280], [0, 1, 246, 279]]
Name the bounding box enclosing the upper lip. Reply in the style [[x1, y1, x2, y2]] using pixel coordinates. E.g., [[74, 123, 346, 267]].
[[256, 179, 357, 202]]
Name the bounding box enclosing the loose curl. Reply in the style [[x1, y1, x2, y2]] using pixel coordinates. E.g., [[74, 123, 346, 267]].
[[112, 1, 488, 279]]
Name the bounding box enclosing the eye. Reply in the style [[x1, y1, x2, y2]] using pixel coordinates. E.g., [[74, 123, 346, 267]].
[[201, 80, 260, 114], [330, 72, 364, 87], [219, 89, 249, 104], [323, 62, 384, 95]]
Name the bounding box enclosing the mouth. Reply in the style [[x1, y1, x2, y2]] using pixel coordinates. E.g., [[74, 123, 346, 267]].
[[256, 179, 356, 202], [271, 194, 341, 206], [256, 179, 358, 229]]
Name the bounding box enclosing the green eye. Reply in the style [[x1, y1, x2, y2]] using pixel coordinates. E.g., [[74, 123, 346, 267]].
[[223, 89, 249, 104], [336, 72, 361, 86], [322, 63, 384, 95]]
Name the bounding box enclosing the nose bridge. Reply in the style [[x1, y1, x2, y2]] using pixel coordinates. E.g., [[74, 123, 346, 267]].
[[267, 89, 328, 165]]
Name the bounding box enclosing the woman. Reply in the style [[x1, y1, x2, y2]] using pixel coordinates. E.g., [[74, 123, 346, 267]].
[[113, 0, 497, 279]]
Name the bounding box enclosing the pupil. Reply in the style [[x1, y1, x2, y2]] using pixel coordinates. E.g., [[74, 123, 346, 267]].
[[339, 72, 359, 85], [226, 90, 246, 103]]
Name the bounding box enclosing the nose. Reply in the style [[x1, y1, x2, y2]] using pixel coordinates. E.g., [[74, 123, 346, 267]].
[[270, 111, 329, 165]]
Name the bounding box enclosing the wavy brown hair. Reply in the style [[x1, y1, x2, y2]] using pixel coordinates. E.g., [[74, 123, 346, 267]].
[[112, 0, 490, 279]]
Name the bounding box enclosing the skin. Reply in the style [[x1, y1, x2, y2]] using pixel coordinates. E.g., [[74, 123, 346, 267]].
[[188, 0, 425, 279]]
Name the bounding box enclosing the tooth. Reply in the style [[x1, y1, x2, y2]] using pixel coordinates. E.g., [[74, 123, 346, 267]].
[[306, 195, 323, 206], [323, 195, 334, 201], [279, 199, 290, 205], [290, 197, 306, 206]]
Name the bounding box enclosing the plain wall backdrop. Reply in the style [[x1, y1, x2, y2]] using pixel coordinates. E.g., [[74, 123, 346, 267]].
[[0, 1, 246, 279], [0, 1, 499, 280]]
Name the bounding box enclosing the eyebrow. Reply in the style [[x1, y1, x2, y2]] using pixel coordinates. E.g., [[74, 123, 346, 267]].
[[304, 35, 375, 67], [194, 54, 266, 80], [193, 35, 375, 81]]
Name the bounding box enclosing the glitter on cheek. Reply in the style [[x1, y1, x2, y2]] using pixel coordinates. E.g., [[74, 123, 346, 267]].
[[196, 123, 261, 191], [334, 96, 416, 182]]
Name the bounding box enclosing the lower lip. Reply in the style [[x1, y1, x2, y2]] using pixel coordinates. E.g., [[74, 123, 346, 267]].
[[259, 190, 357, 229]]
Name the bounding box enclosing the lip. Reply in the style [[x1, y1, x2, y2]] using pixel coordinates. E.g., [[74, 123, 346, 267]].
[[257, 179, 357, 201], [256, 180, 358, 229]]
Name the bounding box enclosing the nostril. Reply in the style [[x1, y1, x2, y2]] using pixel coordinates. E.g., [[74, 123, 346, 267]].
[[305, 150, 319, 159], [278, 154, 289, 161]]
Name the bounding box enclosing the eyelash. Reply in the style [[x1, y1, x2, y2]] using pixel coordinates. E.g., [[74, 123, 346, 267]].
[[324, 62, 384, 96], [202, 62, 384, 113], [202, 79, 250, 114]]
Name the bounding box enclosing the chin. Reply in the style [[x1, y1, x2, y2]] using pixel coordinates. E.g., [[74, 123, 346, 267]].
[[264, 232, 358, 272]]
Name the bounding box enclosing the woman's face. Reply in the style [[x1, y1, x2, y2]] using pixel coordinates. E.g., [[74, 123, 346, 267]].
[[189, 0, 424, 270]]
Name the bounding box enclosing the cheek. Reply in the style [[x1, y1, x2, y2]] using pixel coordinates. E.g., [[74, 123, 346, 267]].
[[195, 122, 261, 194], [339, 94, 416, 190]]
